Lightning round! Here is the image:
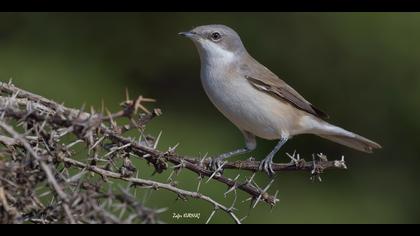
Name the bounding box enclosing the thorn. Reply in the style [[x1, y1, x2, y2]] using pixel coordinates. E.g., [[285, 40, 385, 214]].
[[228, 206, 238, 212], [38, 191, 52, 198], [310, 154, 325, 182], [167, 170, 176, 183], [206, 161, 226, 183], [105, 108, 117, 128], [66, 169, 87, 183], [78, 103, 86, 117], [232, 174, 240, 181], [134, 96, 151, 114], [205, 209, 217, 224], [196, 177, 202, 192], [101, 99, 105, 114], [228, 192, 239, 212], [273, 190, 280, 204], [287, 151, 301, 167], [252, 179, 275, 209], [311, 154, 317, 175], [224, 185, 237, 198], [171, 160, 185, 170], [199, 153, 208, 167], [246, 156, 255, 161], [252, 195, 263, 209], [317, 153, 328, 162], [154, 208, 168, 214], [334, 155, 347, 169], [224, 174, 240, 197], [153, 131, 162, 149], [167, 143, 180, 153], [286, 150, 297, 162], [11, 90, 19, 99], [104, 143, 131, 157], [241, 197, 253, 204], [245, 172, 256, 185], [39, 117, 49, 132], [88, 136, 105, 153], [66, 139, 84, 149], [140, 97, 156, 103], [125, 87, 130, 102]]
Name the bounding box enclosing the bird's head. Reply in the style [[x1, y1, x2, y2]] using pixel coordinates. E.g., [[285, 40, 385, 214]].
[[179, 24, 247, 61]]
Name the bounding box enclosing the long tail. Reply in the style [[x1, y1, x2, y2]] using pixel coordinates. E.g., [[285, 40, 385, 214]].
[[312, 121, 382, 153]]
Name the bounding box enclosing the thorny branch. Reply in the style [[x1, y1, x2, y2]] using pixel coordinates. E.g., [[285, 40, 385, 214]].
[[0, 81, 347, 224]]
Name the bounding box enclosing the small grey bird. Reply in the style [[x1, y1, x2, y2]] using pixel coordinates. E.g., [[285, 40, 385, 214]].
[[179, 24, 381, 175]]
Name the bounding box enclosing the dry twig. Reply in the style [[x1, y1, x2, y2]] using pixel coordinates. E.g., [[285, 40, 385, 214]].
[[0, 81, 347, 224]]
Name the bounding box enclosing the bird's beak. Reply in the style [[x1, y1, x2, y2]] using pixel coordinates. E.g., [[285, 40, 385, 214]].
[[178, 31, 199, 39]]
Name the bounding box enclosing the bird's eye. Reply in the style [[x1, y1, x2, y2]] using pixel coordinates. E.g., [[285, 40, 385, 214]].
[[210, 32, 222, 41]]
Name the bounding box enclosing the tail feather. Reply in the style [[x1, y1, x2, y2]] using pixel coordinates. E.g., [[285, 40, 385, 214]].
[[312, 121, 382, 153], [317, 133, 381, 153]]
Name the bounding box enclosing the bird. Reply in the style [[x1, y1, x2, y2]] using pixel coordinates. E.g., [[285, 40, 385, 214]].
[[179, 24, 381, 176]]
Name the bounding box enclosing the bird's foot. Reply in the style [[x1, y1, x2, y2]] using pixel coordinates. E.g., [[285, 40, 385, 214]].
[[259, 157, 275, 177], [209, 156, 226, 174]]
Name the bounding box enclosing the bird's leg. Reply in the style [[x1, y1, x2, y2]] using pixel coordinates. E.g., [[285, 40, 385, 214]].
[[259, 137, 288, 177], [210, 131, 256, 172]]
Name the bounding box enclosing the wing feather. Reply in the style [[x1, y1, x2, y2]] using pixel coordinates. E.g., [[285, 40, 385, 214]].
[[240, 60, 329, 119]]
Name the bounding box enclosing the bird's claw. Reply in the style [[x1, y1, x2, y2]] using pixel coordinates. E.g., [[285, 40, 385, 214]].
[[259, 158, 275, 177], [209, 157, 225, 174]]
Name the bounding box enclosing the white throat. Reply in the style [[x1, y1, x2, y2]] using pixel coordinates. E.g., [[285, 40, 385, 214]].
[[195, 40, 235, 66]]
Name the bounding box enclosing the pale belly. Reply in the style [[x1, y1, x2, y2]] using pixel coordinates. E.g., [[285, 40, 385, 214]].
[[201, 71, 305, 140]]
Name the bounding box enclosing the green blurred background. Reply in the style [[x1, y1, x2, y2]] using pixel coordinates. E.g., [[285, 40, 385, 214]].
[[1, 12, 419, 224]]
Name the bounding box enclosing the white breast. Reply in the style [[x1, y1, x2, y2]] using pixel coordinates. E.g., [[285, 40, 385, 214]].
[[197, 43, 303, 140]]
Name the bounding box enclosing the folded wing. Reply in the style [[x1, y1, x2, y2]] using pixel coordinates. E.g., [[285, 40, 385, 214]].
[[240, 59, 329, 119]]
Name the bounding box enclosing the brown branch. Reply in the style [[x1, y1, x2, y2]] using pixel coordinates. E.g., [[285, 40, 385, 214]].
[[185, 155, 347, 173], [59, 155, 241, 224], [0, 121, 68, 201], [0, 81, 348, 224], [0, 82, 284, 205]]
